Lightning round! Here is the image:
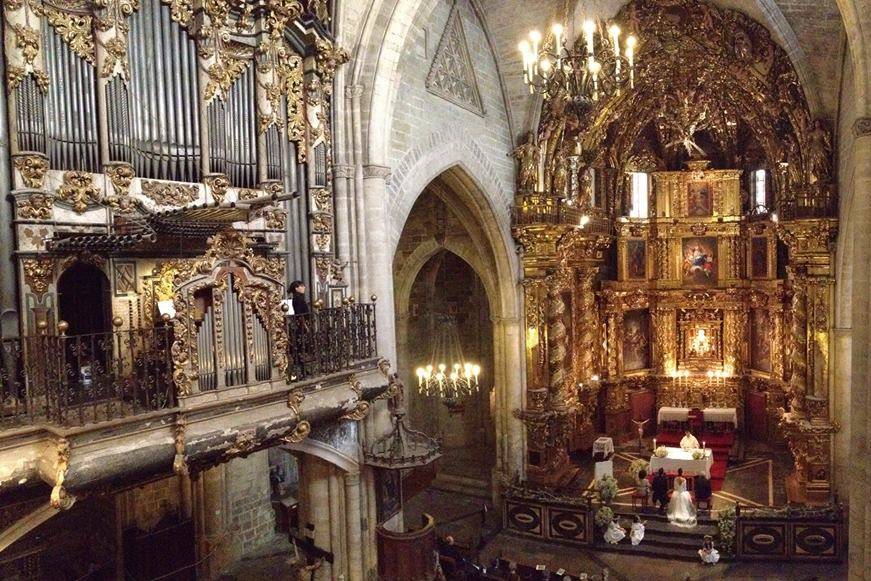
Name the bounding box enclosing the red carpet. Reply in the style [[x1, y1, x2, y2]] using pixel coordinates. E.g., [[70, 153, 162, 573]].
[[654, 430, 733, 492]]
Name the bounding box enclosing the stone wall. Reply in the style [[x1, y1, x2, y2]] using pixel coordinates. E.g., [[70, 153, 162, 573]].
[[224, 451, 278, 558], [118, 475, 184, 532]]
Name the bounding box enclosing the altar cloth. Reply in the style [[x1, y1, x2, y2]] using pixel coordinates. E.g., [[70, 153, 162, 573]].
[[657, 406, 690, 424], [649, 446, 713, 478], [703, 407, 738, 427]]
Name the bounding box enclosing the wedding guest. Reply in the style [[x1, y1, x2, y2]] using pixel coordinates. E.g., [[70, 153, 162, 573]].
[[506, 561, 521, 581], [636, 469, 650, 502], [630, 514, 646, 546], [695, 474, 713, 507], [699, 534, 720, 565], [604, 515, 626, 544], [651, 468, 669, 513]]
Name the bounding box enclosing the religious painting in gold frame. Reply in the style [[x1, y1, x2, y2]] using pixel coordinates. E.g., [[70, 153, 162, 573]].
[[677, 310, 722, 370], [681, 237, 717, 287], [687, 181, 714, 217], [622, 309, 650, 372], [750, 237, 769, 279], [627, 239, 647, 280], [750, 308, 772, 373]]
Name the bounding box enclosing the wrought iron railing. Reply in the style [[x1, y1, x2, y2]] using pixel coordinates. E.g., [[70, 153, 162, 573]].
[[0, 327, 176, 428], [0, 303, 378, 429], [287, 303, 378, 381]]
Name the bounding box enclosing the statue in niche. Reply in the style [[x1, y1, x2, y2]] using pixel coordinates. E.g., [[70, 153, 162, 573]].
[[805, 120, 832, 185], [512, 132, 539, 192]]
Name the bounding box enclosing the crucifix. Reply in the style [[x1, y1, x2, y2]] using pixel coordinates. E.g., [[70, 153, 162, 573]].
[[632, 419, 649, 453]]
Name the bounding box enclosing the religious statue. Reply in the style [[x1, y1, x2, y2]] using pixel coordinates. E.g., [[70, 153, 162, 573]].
[[804, 120, 832, 185], [512, 132, 539, 192], [679, 430, 700, 451]]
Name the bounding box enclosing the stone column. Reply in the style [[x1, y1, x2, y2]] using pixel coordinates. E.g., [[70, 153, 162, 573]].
[[362, 164, 395, 362], [348, 85, 367, 296], [848, 122, 871, 581], [344, 471, 364, 581], [328, 467, 345, 578], [492, 316, 525, 484], [301, 456, 333, 580]]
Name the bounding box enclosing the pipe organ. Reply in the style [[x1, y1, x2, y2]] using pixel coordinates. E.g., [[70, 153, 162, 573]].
[[1, 0, 349, 408]]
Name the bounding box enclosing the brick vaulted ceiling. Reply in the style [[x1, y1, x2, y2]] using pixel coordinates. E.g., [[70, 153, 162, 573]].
[[476, 0, 846, 137]]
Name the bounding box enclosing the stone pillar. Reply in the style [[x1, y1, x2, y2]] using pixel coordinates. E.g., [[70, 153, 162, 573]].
[[348, 85, 367, 296], [301, 456, 333, 580], [848, 123, 871, 581], [362, 165, 395, 362], [492, 316, 525, 483], [328, 467, 345, 578], [344, 471, 364, 581]]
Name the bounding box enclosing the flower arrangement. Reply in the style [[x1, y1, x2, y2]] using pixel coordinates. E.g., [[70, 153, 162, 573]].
[[692, 449, 705, 460], [597, 474, 619, 504], [627, 458, 650, 482], [717, 506, 737, 557], [654, 446, 668, 458], [594, 505, 615, 528]]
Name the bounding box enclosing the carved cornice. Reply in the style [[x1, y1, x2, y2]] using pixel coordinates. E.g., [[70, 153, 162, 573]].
[[13, 154, 49, 189], [56, 171, 101, 213], [363, 165, 391, 180]]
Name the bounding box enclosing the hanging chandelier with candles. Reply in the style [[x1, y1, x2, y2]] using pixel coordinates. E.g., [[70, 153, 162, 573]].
[[518, 16, 638, 106], [415, 314, 481, 408]]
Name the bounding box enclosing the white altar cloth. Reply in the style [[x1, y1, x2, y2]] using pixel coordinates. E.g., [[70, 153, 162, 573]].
[[649, 447, 713, 478], [657, 406, 690, 424], [593, 436, 615, 458], [703, 407, 738, 427]]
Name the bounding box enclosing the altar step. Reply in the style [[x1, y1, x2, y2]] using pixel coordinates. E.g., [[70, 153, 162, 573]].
[[597, 510, 721, 562]]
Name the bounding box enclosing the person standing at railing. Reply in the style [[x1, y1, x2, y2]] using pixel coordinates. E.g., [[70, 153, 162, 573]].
[[290, 281, 310, 315], [289, 281, 311, 379]]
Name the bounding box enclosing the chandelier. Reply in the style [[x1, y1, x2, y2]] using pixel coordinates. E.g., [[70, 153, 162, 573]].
[[518, 17, 638, 105], [415, 314, 480, 409]]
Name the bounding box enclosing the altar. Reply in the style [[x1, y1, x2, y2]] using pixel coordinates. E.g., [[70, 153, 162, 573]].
[[649, 447, 713, 478]]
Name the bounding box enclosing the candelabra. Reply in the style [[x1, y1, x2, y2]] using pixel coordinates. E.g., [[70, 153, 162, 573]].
[[415, 315, 481, 409], [518, 17, 638, 106]]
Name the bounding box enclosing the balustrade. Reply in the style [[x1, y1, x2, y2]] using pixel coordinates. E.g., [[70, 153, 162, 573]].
[[0, 303, 377, 429]]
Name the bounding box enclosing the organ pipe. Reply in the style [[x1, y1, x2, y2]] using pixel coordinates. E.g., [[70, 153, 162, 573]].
[[197, 305, 217, 391], [128, 0, 201, 182], [43, 25, 99, 172], [15, 77, 46, 154]]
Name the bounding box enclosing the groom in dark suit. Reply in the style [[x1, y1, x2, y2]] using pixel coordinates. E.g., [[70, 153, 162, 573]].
[[651, 468, 669, 514]]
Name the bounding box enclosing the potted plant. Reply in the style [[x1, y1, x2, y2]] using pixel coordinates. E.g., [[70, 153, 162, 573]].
[[717, 506, 737, 557], [594, 505, 615, 530], [597, 474, 619, 505]]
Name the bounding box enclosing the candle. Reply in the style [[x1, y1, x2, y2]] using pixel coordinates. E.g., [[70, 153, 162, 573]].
[[583, 20, 596, 57], [702, 440, 706, 450], [653, 437, 656, 450], [609, 25, 621, 80], [551, 23, 564, 62], [626, 35, 637, 88], [589, 59, 601, 100]]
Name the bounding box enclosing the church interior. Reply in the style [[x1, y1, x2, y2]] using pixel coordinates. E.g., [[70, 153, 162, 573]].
[[0, 0, 869, 579]]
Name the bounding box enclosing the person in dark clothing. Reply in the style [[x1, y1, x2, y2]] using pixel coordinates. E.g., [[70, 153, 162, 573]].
[[695, 474, 713, 504], [290, 281, 310, 315], [651, 467, 670, 513]]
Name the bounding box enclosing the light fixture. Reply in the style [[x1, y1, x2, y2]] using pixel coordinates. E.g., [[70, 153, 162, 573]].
[[519, 15, 638, 107], [415, 314, 481, 411]]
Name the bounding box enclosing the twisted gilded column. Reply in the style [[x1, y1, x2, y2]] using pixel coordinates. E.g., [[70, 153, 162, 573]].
[[789, 274, 808, 413], [546, 273, 570, 407]]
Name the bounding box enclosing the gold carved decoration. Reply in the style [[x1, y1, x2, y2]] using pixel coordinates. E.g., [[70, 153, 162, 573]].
[[17, 193, 53, 220], [56, 171, 100, 213], [315, 39, 349, 94], [22, 258, 54, 298], [50, 438, 74, 510], [205, 174, 230, 204], [172, 417, 188, 476], [42, 7, 95, 63], [287, 387, 305, 418], [105, 164, 135, 213], [162, 0, 192, 26], [13, 155, 49, 189], [95, 0, 140, 79], [282, 420, 311, 444], [141, 179, 199, 207]]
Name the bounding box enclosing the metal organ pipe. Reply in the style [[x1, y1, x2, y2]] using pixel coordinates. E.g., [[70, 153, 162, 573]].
[[128, 0, 200, 182]]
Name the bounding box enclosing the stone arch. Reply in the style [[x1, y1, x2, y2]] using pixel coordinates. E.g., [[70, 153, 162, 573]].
[[391, 161, 525, 483], [282, 439, 359, 474]]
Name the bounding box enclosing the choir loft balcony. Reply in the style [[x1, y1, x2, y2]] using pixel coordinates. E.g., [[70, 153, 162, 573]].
[[0, 232, 384, 516], [0, 303, 377, 429]]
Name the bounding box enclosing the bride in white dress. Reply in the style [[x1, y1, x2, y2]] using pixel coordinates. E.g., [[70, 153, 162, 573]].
[[667, 468, 697, 528]]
